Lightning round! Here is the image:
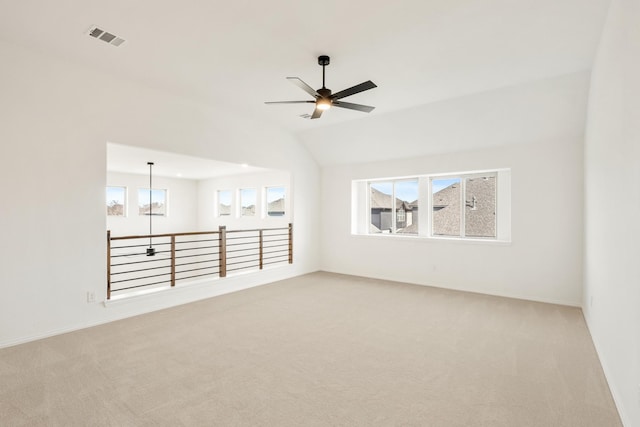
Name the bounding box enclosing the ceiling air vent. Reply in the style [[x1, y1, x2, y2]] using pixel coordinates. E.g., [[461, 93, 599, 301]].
[[87, 26, 126, 47]]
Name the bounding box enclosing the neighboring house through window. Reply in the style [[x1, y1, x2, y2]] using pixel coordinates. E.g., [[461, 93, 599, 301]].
[[354, 169, 509, 241], [369, 179, 418, 235]]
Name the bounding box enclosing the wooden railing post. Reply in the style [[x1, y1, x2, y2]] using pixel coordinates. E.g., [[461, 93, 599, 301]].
[[170, 235, 176, 287], [288, 223, 293, 264], [219, 225, 227, 277], [107, 230, 111, 300], [259, 229, 263, 270]]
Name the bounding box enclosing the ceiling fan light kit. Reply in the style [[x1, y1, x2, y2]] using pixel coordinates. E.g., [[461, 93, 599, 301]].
[[265, 55, 377, 119]]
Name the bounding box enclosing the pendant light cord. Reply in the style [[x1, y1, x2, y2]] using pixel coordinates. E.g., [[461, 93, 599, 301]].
[[148, 162, 154, 248]]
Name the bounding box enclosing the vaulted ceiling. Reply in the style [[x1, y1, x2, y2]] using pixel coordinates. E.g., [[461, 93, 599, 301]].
[[0, 0, 611, 164]]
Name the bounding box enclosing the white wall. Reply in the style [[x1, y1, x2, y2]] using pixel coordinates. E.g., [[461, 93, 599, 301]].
[[319, 74, 588, 306], [321, 140, 584, 306], [0, 40, 320, 347], [107, 172, 199, 236], [583, 0, 640, 425], [197, 170, 291, 231], [299, 72, 591, 166]]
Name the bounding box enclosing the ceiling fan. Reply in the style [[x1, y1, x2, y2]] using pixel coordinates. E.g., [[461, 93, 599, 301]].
[[265, 55, 377, 119]]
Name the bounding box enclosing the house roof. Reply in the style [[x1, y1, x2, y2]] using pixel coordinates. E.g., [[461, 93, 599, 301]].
[[432, 177, 496, 237], [370, 187, 414, 210]]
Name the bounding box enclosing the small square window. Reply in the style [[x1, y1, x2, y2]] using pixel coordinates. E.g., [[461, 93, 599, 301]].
[[266, 187, 285, 217], [139, 188, 166, 216], [106, 186, 126, 216], [217, 190, 231, 217], [240, 188, 256, 217]]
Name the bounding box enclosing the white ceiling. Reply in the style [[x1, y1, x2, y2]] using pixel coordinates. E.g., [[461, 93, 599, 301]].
[[0, 0, 611, 140], [107, 143, 268, 180]]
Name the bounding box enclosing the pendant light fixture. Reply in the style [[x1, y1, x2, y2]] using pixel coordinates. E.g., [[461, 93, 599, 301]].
[[146, 161, 156, 256]]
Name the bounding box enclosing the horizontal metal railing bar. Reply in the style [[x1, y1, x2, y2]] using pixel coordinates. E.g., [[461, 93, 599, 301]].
[[264, 254, 288, 261], [111, 265, 172, 275], [226, 247, 259, 254], [227, 254, 259, 261], [111, 271, 171, 285], [110, 231, 220, 241], [227, 236, 259, 246], [176, 265, 219, 275], [175, 245, 218, 252], [175, 259, 219, 268], [174, 253, 219, 261], [227, 249, 259, 255], [175, 238, 219, 245], [263, 246, 288, 251], [227, 242, 258, 252], [227, 259, 259, 267], [226, 242, 259, 249], [263, 249, 288, 255], [111, 242, 172, 250], [261, 238, 289, 243], [110, 250, 171, 258], [227, 227, 288, 234], [110, 227, 287, 242], [263, 260, 287, 266], [175, 272, 219, 282], [110, 257, 172, 267], [227, 264, 260, 272], [112, 279, 172, 292]]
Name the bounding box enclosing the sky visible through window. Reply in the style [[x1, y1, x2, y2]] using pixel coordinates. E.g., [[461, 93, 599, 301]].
[[432, 178, 460, 193], [240, 189, 257, 207], [371, 181, 418, 202], [106, 187, 125, 205], [266, 187, 285, 203], [218, 190, 231, 206], [138, 189, 166, 206]]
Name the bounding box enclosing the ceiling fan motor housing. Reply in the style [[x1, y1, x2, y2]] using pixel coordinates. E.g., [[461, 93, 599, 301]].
[[317, 88, 332, 98]]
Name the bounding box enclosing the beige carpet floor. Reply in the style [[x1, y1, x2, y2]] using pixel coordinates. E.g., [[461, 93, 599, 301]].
[[0, 272, 621, 426]]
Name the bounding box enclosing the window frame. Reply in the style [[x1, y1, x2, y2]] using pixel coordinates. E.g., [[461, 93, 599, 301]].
[[216, 189, 232, 217], [138, 188, 168, 217], [429, 172, 497, 239], [368, 178, 419, 235], [354, 169, 510, 243], [239, 188, 257, 217], [265, 186, 286, 218], [106, 186, 127, 217]]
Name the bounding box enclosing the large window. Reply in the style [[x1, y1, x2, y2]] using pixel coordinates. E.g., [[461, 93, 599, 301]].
[[369, 179, 418, 235], [354, 169, 508, 241], [217, 190, 231, 217], [240, 188, 257, 217], [138, 188, 167, 216], [106, 186, 126, 216], [266, 187, 285, 217]]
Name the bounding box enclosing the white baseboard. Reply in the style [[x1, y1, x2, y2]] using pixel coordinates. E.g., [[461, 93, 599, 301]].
[[0, 266, 316, 349], [582, 312, 629, 426], [319, 269, 581, 307]]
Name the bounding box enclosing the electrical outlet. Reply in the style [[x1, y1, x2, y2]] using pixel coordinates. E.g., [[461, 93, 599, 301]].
[[86, 291, 95, 303]]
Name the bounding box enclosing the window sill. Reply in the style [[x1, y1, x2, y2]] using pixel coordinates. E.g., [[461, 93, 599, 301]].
[[350, 233, 511, 245]]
